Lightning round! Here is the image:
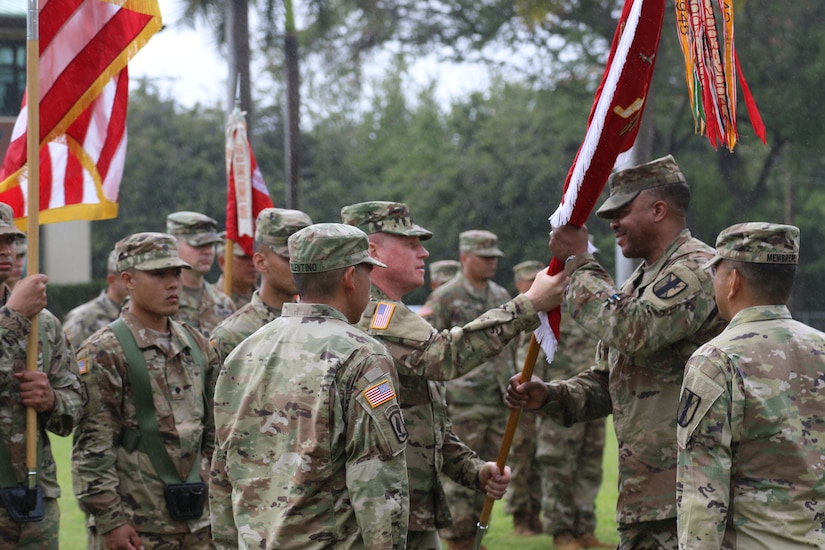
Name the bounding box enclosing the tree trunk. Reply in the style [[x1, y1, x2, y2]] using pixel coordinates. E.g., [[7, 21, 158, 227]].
[[283, 0, 301, 209], [226, 0, 253, 130]]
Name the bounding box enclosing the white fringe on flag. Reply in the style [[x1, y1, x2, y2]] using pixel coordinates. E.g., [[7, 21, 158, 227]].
[[548, 0, 644, 230]]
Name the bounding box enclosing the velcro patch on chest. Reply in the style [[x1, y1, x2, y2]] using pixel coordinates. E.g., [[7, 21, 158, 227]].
[[370, 302, 396, 330], [363, 380, 396, 408]]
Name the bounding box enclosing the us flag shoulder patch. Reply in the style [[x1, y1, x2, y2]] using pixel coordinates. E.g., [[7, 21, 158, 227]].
[[77, 358, 89, 375], [370, 302, 396, 330], [364, 380, 396, 408]]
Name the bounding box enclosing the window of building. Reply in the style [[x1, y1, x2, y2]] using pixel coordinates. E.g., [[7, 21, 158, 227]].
[[0, 40, 25, 117]]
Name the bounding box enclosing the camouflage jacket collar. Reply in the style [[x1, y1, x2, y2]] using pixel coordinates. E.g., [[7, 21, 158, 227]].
[[281, 301, 349, 323], [119, 309, 193, 358], [370, 284, 407, 306], [636, 228, 693, 289], [727, 304, 792, 329], [250, 290, 283, 319]]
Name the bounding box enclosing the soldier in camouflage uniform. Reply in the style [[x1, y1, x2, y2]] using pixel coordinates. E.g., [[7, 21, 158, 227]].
[[62, 249, 128, 349], [342, 201, 566, 550], [209, 210, 313, 534], [677, 223, 825, 549], [214, 231, 257, 308], [421, 230, 536, 546], [211, 223, 408, 549], [512, 260, 610, 550], [506, 155, 726, 550], [428, 259, 460, 291], [166, 211, 235, 336], [209, 208, 312, 367], [72, 232, 220, 549], [0, 203, 82, 549]]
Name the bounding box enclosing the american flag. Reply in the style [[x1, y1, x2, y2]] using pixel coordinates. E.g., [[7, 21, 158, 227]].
[[370, 302, 396, 330], [363, 381, 396, 408], [0, 0, 161, 224]]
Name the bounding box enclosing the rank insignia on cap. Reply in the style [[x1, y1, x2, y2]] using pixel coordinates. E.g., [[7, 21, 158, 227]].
[[77, 358, 88, 375], [364, 380, 396, 408], [370, 302, 396, 330], [653, 272, 688, 299]]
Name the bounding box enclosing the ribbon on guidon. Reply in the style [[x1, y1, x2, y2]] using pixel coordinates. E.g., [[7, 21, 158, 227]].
[[674, 0, 766, 151]]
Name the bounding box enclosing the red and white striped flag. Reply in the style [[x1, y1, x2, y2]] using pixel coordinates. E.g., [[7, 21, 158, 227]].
[[0, 0, 161, 225], [536, 0, 666, 359], [225, 108, 274, 256]]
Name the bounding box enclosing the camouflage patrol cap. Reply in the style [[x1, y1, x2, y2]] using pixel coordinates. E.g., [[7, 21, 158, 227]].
[[596, 155, 687, 218], [255, 208, 313, 257], [116, 232, 192, 272], [107, 248, 119, 273], [166, 211, 221, 246], [459, 230, 504, 257], [429, 259, 461, 286], [289, 223, 387, 274], [340, 201, 432, 240], [0, 202, 25, 239], [705, 222, 800, 269], [513, 260, 545, 281]]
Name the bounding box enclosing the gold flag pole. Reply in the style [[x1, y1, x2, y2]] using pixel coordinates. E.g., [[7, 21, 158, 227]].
[[223, 75, 245, 299], [473, 334, 541, 549], [24, 0, 41, 513], [223, 238, 235, 297]]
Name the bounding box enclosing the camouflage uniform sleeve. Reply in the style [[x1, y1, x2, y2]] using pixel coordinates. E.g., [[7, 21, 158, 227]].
[[566, 257, 715, 355], [71, 332, 130, 535], [439, 423, 485, 490], [374, 294, 539, 381], [209, 324, 236, 367], [209, 445, 237, 550], [420, 290, 451, 331], [540, 340, 612, 426], [197, 330, 220, 485], [676, 347, 731, 550], [40, 310, 83, 435], [347, 351, 409, 549], [0, 306, 82, 435], [0, 303, 29, 371]]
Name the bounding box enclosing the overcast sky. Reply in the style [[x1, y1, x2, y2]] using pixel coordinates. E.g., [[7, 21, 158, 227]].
[[128, 0, 226, 108], [128, 0, 492, 111]]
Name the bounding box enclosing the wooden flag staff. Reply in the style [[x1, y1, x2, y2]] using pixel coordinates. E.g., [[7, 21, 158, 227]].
[[24, 0, 42, 516]]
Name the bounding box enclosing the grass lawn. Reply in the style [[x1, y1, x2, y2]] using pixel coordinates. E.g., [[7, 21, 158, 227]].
[[53, 419, 620, 549]]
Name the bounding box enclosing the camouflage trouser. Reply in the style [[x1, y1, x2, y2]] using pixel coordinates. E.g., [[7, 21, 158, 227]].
[[0, 497, 59, 550], [502, 411, 540, 519], [438, 402, 513, 540], [536, 415, 606, 536], [90, 525, 214, 549], [407, 529, 443, 550], [617, 518, 677, 550]]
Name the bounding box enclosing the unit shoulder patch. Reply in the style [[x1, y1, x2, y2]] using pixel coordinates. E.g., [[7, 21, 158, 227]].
[[652, 272, 688, 299]]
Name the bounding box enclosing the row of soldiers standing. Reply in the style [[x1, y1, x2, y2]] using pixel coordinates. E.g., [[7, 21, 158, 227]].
[[3, 153, 825, 549], [0, 200, 568, 549]]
